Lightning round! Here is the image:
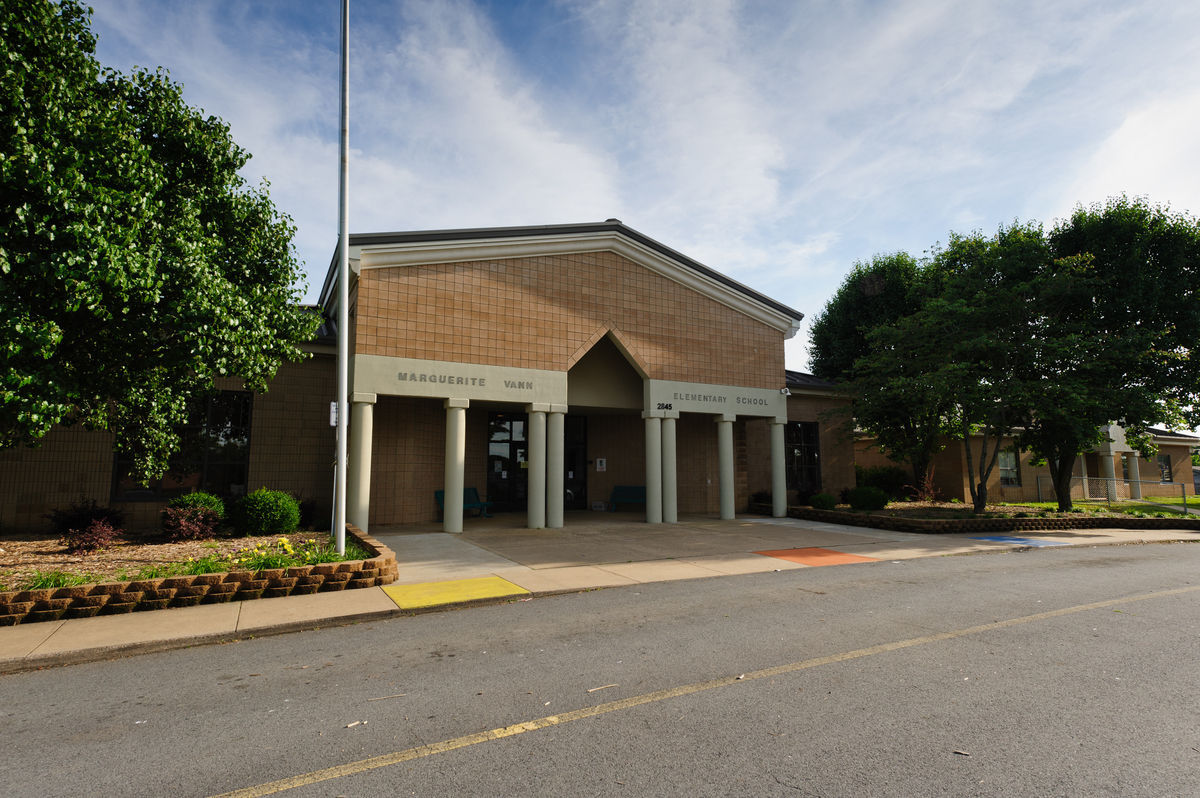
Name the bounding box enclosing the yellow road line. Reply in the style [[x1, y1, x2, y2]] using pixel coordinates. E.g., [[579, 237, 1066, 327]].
[[212, 583, 1200, 798]]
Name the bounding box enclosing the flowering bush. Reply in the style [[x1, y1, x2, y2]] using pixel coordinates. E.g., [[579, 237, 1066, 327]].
[[62, 518, 122, 553], [161, 506, 222, 542]]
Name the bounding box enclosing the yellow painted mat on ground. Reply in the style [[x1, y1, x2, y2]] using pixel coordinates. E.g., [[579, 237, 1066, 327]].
[[382, 576, 530, 609]]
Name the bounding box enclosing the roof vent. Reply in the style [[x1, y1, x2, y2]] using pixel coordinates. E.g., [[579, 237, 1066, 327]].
[[605, 218, 622, 223]]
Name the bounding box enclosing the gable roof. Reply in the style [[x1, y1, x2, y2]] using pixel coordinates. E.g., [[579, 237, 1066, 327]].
[[1148, 427, 1199, 443], [321, 220, 803, 338]]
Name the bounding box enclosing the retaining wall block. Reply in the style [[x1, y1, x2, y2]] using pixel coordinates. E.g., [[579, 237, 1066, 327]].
[[89, 583, 131, 596]]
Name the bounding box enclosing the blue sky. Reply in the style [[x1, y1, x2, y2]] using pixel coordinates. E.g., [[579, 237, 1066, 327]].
[[87, 0, 1200, 371]]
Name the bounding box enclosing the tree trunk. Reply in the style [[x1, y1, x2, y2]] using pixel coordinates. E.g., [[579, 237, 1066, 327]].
[[1049, 452, 1076, 512]]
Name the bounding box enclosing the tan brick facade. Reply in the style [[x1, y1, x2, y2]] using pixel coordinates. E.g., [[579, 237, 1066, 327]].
[[2, 356, 337, 533], [856, 436, 1197, 504], [353, 251, 784, 389]]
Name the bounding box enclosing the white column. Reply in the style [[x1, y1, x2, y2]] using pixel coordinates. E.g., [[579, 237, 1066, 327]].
[[347, 392, 376, 533], [1080, 455, 1090, 500], [1127, 454, 1142, 499], [661, 411, 679, 523], [643, 411, 663, 524], [547, 405, 567, 528], [526, 404, 548, 529], [443, 398, 468, 533], [1101, 453, 1117, 503], [769, 416, 787, 518], [715, 414, 736, 520]]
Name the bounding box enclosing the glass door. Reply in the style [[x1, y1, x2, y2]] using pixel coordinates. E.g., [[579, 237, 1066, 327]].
[[487, 412, 527, 512], [563, 415, 587, 511]]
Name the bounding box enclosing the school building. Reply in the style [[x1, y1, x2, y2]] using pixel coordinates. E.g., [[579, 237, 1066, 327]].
[[1, 221, 856, 533]]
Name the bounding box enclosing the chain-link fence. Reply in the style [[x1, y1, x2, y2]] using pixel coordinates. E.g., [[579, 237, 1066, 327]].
[[1035, 476, 1190, 510]]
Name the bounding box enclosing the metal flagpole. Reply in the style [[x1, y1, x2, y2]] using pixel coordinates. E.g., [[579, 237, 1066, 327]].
[[334, 0, 350, 555]]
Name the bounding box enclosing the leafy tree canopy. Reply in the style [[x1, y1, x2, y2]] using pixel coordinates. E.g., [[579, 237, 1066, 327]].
[[807, 251, 922, 382], [841, 198, 1200, 512], [1, 0, 319, 480], [807, 251, 952, 485]]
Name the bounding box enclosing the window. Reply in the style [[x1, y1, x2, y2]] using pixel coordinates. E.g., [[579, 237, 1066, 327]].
[[785, 422, 821, 491], [1158, 454, 1173, 483], [111, 392, 252, 501], [998, 451, 1020, 487]]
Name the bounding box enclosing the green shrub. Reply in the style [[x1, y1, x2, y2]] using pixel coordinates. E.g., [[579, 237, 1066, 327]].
[[227, 488, 301, 536], [847, 486, 889, 512], [855, 464, 911, 498], [809, 493, 837, 510], [168, 491, 225, 520]]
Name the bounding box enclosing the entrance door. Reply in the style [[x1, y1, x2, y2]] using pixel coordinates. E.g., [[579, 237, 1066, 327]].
[[563, 415, 587, 511], [487, 412, 527, 512]]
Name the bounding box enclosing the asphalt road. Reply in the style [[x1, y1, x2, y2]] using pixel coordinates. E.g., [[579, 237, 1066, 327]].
[[3, 542, 1200, 797]]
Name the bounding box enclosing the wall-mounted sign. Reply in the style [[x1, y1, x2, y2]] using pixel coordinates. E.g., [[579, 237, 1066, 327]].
[[596, 458, 606, 472], [352, 354, 567, 403], [645, 379, 785, 417]]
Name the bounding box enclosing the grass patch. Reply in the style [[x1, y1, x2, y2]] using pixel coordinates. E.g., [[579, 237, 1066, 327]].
[[7, 569, 103, 592], [1139, 496, 1193, 508]]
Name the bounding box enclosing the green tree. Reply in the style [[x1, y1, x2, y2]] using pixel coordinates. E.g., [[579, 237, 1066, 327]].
[[855, 203, 1200, 514], [808, 252, 922, 381], [1, 0, 318, 480], [1026, 196, 1200, 509], [857, 224, 1054, 513], [808, 252, 953, 485]]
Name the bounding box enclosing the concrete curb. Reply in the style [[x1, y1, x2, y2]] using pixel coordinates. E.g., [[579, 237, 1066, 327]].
[[0, 588, 593, 675]]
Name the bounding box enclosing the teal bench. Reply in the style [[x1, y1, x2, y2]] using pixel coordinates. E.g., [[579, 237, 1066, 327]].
[[434, 487, 494, 518], [609, 485, 646, 512]]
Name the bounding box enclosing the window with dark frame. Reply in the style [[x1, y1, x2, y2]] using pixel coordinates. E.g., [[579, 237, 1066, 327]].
[[111, 391, 252, 501], [998, 451, 1020, 487], [1158, 454, 1173, 483], [785, 421, 821, 492]]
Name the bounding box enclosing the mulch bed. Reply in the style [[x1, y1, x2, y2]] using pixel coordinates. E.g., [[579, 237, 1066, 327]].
[[0, 531, 331, 590]]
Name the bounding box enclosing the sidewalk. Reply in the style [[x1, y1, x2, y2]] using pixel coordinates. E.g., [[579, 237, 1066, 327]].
[[3, 513, 1197, 674]]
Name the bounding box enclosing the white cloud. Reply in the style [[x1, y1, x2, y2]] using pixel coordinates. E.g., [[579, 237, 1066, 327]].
[[1057, 89, 1200, 222], [84, 0, 1200, 368]]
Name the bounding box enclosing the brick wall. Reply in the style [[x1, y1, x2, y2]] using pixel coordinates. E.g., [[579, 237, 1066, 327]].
[[586, 414, 645, 509], [354, 252, 785, 389], [1, 356, 336, 533], [787, 394, 855, 500], [0, 424, 115, 533]]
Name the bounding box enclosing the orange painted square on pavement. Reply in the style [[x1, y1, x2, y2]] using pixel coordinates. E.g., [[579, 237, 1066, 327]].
[[755, 547, 880, 566]]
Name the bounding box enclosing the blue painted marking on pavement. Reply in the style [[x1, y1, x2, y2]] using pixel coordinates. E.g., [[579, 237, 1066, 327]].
[[968, 535, 1069, 547]]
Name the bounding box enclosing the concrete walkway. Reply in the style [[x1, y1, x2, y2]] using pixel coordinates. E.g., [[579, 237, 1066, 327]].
[[3, 512, 1197, 673]]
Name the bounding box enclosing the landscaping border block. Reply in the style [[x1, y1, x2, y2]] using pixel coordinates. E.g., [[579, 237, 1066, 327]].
[[0, 524, 397, 625]]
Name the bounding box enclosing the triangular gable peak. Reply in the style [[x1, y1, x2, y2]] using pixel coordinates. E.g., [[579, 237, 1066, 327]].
[[327, 221, 803, 339]]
